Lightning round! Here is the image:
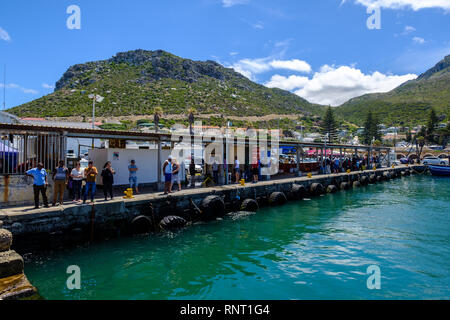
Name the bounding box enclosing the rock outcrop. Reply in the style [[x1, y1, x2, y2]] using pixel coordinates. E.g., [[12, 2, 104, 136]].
[[0, 220, 38, 300]]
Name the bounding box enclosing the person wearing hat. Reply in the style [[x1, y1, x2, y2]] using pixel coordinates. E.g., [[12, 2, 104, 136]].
[[163, 156, 173, 195]]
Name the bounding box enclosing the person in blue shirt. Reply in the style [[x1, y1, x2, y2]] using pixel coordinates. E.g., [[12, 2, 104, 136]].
[[128, 160, 139, 194], [26, 162, 49, 209], [163, 156, 173, 195]]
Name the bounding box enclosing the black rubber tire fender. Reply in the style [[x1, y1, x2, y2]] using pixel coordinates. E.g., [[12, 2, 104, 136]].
[[200, 195, 225, 220], [268, 192, 287, 206], [159, 215, 187, 231], [340, 182, 350, 190], [310, 183, 325, 196], [290, 184, 306, 200], [131, 215, 153, 234], [326, 185, 338, 193], [240, 199, 259, 212], [360, 176, 369, 185]]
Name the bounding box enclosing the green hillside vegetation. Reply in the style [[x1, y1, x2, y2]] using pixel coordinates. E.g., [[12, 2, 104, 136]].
[[336, 55, 450, 126], [9, 49, 325, 118]]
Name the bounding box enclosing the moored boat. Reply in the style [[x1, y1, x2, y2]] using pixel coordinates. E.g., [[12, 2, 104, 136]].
[[428, 165, 450, 176]]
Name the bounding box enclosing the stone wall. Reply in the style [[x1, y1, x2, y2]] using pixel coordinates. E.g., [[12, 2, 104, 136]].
[[0, 175, 54, 208], [0, 166, 419, 253]]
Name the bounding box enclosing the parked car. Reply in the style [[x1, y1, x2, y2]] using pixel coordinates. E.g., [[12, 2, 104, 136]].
[[399, 157, 411, 164], [422, 156, 448, 165], [184, 159, 203, 175]]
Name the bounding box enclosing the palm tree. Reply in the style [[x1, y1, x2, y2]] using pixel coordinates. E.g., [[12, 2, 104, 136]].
[[153, 107, 163, 133], [188, 107, 197, 135]]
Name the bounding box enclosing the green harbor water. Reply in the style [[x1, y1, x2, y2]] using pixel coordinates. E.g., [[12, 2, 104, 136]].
[[25, 175, 450, 300]]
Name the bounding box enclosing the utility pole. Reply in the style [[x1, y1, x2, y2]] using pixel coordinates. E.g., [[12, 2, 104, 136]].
[[3, 64, 5, 110], [88, 93, 104, 148]]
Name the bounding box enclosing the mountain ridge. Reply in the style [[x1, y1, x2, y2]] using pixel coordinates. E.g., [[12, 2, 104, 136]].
[[9, 49, 324, 119], [335, 54, 450, 126]]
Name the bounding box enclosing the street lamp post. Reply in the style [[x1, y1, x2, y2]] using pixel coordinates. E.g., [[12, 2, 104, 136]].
[[88, 94, 104, 148]]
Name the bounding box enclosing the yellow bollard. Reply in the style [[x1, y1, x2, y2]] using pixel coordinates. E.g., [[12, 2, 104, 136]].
[[123, 188, 134, 199], [373, 166, 377, 171], [307, 173, 312, 178], [347, 169, 351, 174], [239, 179, 245, 186], [392, 164, 395, 169]]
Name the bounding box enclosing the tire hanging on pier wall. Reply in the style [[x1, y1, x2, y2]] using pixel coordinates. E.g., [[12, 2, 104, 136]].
[[360, 176, 369, 185], [269, 192, 288, 206], [130, 215, 153, 235], [159, 216, 187, 231], [240, 199, 259, 212], [369, 174, 377, 183], [290, 184, 307, 200], [310, 183, 325, 196], [200, 195, 225, 220], [326, 185, 338, 193], [340, 182, 350, 190]]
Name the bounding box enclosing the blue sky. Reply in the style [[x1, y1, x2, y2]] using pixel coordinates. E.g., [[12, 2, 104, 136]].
[[0, 0, 449, 110]]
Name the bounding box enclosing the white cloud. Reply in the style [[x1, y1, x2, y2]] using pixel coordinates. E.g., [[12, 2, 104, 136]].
[[42, 83, 55, 90], [0, 83, 38, 94], [232, 58, 271, 79], [289, 65, 417, 106], [269, 59, 312, 73], [412, 36, 426, 44], [22, 88, 39, 94], [353, 0, 450, 11], [222, 0, 250, 8], [229, 52, 239, 56], [252, 21, 264, 30], [265, 75, 310, 91], [0, 27, 11, 41], [404, 25, 416, 33], [231, 57, 311, 80]]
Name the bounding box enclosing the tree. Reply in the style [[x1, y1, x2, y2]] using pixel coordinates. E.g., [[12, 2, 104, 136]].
[[406, 129, 412, 143], [321, 106, 338, 143], [188, 107, 197, 135], [426, 108, 438, 142], [362, 110, 381, 145], [153, 106, 163, 133]]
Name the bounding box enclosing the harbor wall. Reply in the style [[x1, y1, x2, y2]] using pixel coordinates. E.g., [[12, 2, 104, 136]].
[[0, 166, 422, 253], [0, 175, 55, 208]]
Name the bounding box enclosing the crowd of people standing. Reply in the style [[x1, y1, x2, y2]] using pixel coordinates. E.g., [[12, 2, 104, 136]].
[[320, 155, 381, 174]]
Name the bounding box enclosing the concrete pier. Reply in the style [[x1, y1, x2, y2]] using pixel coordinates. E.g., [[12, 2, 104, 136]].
[[0, 165, 422, 253]]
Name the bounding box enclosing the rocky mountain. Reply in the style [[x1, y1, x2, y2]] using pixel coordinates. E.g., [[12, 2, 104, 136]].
[[335, 55, 450, 126], [9, 49, 324, 118]]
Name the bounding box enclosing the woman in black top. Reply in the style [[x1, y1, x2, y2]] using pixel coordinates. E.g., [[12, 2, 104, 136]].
[[101, 161, 115, 201]]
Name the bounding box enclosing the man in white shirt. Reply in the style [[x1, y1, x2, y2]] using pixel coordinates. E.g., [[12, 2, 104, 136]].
[[234, 156, 240, 183]]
